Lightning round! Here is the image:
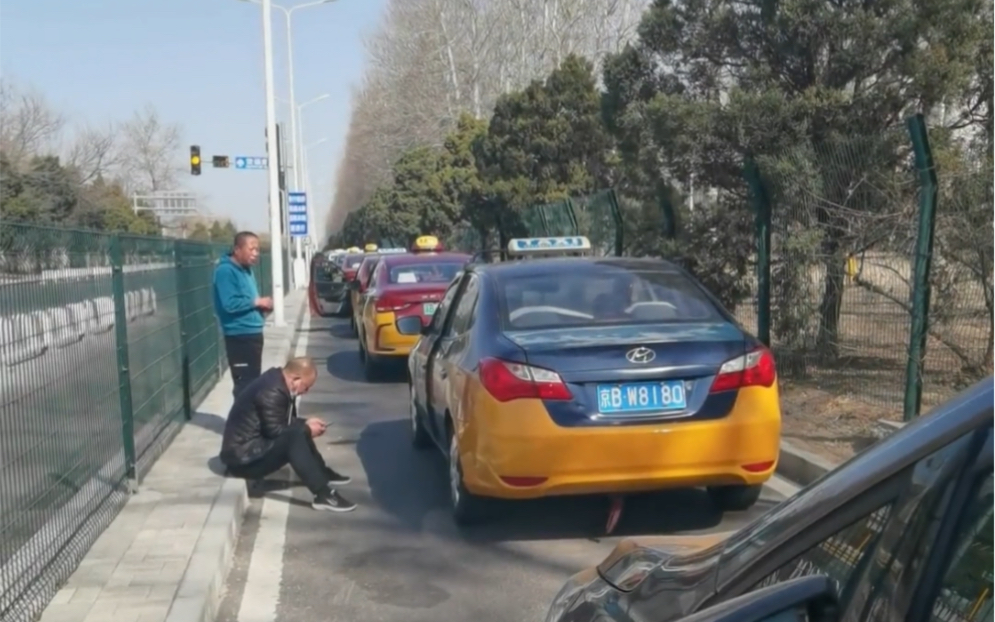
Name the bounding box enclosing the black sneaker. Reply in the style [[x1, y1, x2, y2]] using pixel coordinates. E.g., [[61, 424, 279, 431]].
[[324, 467, 352, 485], [312, 489, 357, 513]]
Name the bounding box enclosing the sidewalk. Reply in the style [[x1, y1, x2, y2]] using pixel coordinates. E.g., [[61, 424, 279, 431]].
[[38, 290, 308, 622]]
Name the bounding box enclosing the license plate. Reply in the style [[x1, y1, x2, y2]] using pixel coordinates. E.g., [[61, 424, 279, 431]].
[[596, 381, 688, 414], [422, 302, 438, 316]]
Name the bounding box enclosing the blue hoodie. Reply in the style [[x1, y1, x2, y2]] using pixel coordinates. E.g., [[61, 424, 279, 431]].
[[213, 254, 264, 336]]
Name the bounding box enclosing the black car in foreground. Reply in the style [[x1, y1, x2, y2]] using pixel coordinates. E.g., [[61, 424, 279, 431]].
[[546, 377, 993, 622]]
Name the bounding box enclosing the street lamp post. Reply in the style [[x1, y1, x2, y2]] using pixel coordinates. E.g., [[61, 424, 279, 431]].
[[239, 0, 335, 264], [260, 0, 285, 326]]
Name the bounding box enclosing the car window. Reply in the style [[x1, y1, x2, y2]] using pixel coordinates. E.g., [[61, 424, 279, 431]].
[[928, 473, 993, 622], [496, 264, 721, 330], [447, 276, 480, 337], [344, 256, 365, 270], [389, 260, 464, 285], [427, 278, 463, 334], [748, 431, 977, 615]]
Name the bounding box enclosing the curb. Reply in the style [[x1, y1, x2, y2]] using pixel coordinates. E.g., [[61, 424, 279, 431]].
[[776, 440, 838, 487], [164, 291, 309, 622]]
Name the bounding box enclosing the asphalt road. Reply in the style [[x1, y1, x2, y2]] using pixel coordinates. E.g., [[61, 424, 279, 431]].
[[217, 316, 789, 622]]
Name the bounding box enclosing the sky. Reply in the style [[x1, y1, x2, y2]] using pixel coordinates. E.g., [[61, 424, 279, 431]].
[[0, 0, 387, 237]]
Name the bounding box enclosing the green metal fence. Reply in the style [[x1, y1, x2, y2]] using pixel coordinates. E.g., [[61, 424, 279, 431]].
[[744, 115, 993, 423], [0, 222, 272, 622]]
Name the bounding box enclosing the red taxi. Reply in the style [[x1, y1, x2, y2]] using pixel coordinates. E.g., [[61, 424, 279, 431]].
[[357, 252, 470, 380]]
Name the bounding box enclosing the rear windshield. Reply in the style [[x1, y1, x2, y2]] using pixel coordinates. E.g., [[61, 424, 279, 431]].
[[497, 266, 721, 330], [389, 261, 463, 285], [344, 256, 365, 269]]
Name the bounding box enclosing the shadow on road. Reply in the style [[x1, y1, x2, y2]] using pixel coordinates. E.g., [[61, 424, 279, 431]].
[[356, 419, 758, 543], [328, 323, 355, 339], [326, 351, 407, 384]]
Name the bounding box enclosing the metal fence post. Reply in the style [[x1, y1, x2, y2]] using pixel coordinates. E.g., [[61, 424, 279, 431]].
[[109, 235, 138, 491], [607, 189, 624, 256], [174, 240, 193, 419], [903, 114, 939, 421], [744, 158, 772, 346]]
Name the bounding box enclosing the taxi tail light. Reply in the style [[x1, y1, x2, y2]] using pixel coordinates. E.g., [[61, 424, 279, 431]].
[[375, 293, 414, 313], [479, 357, 572, 402], [709, 346, 776, 393]]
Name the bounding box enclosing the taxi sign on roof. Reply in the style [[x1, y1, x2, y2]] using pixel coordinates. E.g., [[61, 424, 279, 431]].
[[346, 247, 362, 253], [507, 236, 592, 256], [364, 243, 379, 252], [411, 235, 443, 252]]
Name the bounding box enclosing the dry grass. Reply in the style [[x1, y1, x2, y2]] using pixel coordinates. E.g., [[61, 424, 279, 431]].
[[734, 251, 992, 465]]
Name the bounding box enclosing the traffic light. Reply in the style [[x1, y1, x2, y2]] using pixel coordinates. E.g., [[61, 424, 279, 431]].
[[212, 155, 230, 168], [190, 145, 201, 176]]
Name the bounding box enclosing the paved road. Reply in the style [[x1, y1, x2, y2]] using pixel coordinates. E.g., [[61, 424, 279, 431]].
[[217, 316, 789, 622]]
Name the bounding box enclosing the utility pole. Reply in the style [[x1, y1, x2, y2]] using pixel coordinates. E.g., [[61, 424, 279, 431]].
[[261, 0, 285, 326]]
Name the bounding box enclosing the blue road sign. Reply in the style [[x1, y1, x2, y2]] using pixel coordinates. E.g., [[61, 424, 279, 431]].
[[234, 156, 268, 170], [289, 222, 308, 236], [287, 192, 307, 214]]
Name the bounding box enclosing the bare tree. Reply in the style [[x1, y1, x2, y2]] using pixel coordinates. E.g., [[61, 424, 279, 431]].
[[65, 123, 120, 184], [117, 104, 182, 193], [0, 79, 66, 168], [325, 0, 651, 237]]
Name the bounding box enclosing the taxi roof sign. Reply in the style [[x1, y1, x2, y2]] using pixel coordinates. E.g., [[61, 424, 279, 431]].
[[411, 235, 443, 252], [364, 243, 379, 252], [346, 246, 362, 253], [506, 236, 592, 257]]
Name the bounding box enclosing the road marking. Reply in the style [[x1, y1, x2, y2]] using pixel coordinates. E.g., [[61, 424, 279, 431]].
[[236, 311, 311, 622]]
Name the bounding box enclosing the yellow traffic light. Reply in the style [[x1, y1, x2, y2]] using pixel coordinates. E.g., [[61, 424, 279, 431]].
[[190, 145, 202, 176]]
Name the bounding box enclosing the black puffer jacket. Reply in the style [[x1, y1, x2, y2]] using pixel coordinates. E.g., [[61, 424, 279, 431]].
[[219, 367, 300, 466]]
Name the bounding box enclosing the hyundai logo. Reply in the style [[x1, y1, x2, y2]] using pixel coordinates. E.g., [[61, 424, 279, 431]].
[[626, 347, 656, 364]]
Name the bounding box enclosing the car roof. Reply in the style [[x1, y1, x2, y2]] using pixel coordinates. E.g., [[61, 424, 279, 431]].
[[381, 252, 471, 267], [469, 256, 685, 279]]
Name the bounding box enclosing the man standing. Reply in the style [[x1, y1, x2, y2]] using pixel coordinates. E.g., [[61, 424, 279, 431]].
[[220, 357, 356, 512], [214, 232, 273, 397]]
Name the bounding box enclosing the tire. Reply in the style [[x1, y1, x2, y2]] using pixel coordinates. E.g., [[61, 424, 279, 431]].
[[448, 426, 489, 526], [409, 384, 431, 449], [707, 484, 763, 512]]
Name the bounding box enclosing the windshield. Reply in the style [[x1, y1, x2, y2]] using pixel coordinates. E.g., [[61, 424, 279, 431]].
[[497, 265, 721, 331], [344, 256, 365, 270], [389, 261, 463, 284]]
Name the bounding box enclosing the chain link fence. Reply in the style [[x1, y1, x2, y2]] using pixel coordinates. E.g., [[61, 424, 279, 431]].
[[0, 222, 270, 621]]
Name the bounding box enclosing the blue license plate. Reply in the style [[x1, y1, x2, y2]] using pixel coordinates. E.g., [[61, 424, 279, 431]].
[[596, 381, 688, 414]]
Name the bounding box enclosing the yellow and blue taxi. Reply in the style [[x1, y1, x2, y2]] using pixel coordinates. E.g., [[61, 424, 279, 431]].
[[357, 251, 471, 379], [407, 236, 782, 526]]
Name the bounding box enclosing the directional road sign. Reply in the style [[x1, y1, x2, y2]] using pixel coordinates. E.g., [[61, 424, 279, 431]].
[[287, 192, 308, 236], [233, 156, 268, 170]]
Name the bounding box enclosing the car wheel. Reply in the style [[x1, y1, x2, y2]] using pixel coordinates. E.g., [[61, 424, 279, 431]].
[[409, 384, 431, 449], [707, 484, 763, 512], [448, 426, 488, 526]]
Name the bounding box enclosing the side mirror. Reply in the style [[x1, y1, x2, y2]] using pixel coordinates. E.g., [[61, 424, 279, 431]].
[[674, 576, 840, 622]]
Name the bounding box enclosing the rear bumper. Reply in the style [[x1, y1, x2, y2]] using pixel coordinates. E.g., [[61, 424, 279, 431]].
[[460, 384, 781, 499], [368, 316, 419, 357]]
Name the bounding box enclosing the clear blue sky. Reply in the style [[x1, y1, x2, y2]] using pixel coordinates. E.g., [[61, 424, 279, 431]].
[[1, 0, 385, 236]]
